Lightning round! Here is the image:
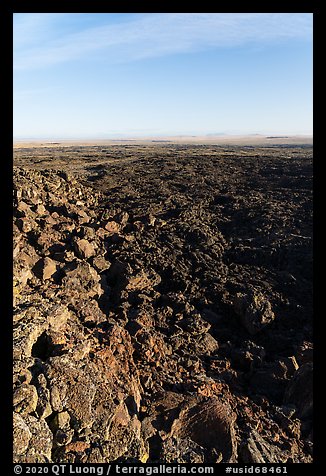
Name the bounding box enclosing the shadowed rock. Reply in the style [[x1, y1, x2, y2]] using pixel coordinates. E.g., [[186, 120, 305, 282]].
[[233, 291, 275, 335], [284, 363, 313, 420], [169, 398, 237, 463]]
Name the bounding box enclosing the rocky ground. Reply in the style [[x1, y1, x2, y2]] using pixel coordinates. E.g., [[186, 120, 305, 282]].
[[13, 144, 313, 463]]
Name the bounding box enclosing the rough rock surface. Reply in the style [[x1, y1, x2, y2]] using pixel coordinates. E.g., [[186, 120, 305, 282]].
[[13, 144, 313, 463], [233, 291, 275, 335]]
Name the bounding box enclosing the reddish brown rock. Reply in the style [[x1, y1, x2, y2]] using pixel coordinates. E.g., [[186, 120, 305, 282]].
[[126, 269, 161, 292], [13, 413, 53, 463], [16, 217, 36, 233], [169, 398, 238, 463], [73, 238, 96, 259], [13, 384, 38, 416], [35, 204, 47, 216], [41, 257, 57, 280], [105, 220, 121, 234]]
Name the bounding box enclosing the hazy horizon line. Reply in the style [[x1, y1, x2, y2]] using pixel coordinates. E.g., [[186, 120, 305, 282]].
[[13, 131, 313, 141]]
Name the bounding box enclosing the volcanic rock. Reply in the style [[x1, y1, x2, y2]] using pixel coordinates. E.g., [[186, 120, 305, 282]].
[[239, 429, 287, 463], [12, 142, 313, 463], [13, 384, 38, 416], [73, 238, 96, 259], [41, 257, 57, 280], [284, 363, 313, 419], [13, 413, 53, 463], [233, 291, 275, 335], [169, 398, 237, 462]]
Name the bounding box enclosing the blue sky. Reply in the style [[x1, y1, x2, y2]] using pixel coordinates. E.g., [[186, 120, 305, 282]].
[[13, 13, 313, 139]]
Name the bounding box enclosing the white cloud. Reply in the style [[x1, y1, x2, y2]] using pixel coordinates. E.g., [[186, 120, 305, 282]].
[[13, 13, 312, 71]]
